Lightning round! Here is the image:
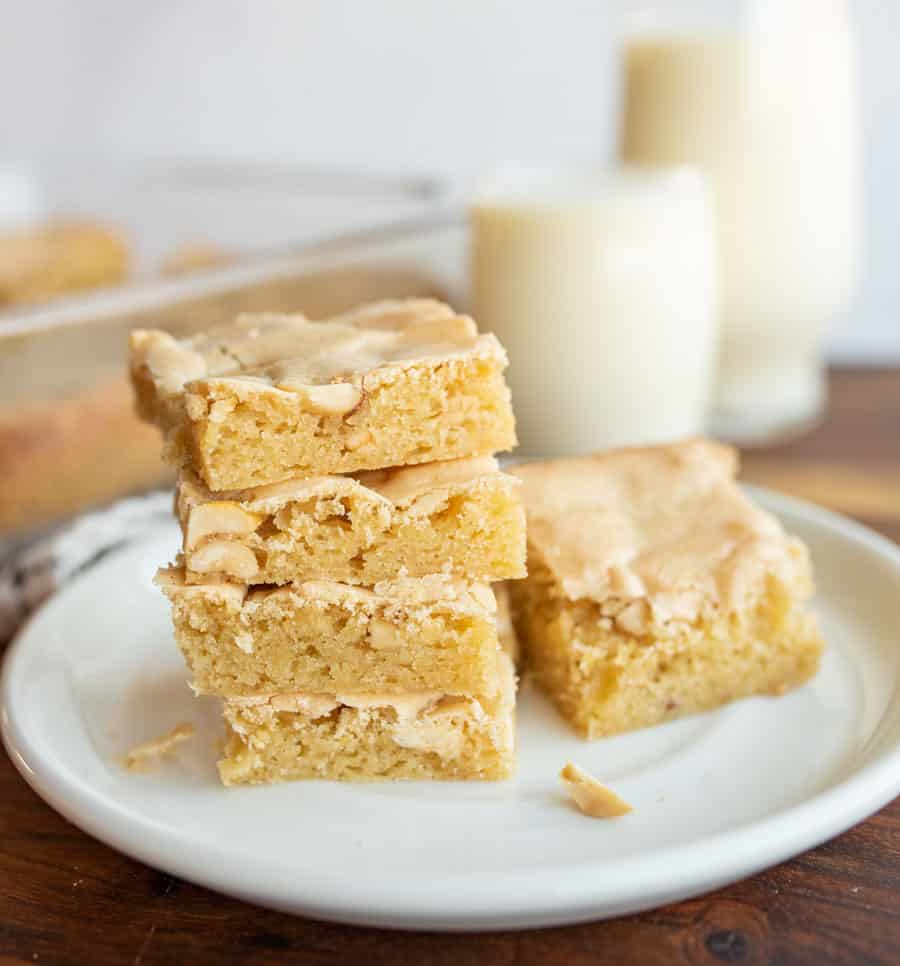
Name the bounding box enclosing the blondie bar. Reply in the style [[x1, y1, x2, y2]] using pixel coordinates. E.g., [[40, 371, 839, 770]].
[[218, 652, 516, 784], [511, 439, 823, 739], [157, 568, 502, 696], [0, 220, 128, 306], [130, 299, 516, 489], [176, 455, 526, 586]]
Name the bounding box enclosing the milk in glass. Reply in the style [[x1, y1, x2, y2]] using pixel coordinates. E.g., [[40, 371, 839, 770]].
[[470, 167, 718, 458]]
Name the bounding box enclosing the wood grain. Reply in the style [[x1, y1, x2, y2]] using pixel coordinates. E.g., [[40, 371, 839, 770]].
[[2, 367, 899, 966], [740, 461, 900, 521]]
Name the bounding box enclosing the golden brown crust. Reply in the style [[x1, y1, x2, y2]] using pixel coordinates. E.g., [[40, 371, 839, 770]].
[[129, 299, 516, 488], [129, 299, 504, 402], [513, 438, 811, 631]]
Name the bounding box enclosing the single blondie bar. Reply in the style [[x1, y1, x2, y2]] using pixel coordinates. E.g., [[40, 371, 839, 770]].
[[130, 299, 516, 490], [218, 652, 516, 784], [0, 220, 128, 306], [176, 455, 526, 586], [157, 568, 502, 696], [511, 439, 823, 739]]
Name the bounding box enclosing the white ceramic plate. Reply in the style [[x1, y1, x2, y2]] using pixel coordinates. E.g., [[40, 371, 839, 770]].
[[4, 489, 900, 931]]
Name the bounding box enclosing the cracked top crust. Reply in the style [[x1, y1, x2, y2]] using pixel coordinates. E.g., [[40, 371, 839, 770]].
[[154, 566, 497, 619], [513, 438, 812, 629], [130, 298, 507, 405], [176, 454, 516, 519]]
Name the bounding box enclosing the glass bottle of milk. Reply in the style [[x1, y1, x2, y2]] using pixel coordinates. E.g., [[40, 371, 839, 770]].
[[621, 0, 862, 442]]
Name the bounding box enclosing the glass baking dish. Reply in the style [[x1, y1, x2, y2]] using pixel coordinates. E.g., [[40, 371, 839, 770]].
[[0, 158, 443, 272], [0, 162, 467, 538]]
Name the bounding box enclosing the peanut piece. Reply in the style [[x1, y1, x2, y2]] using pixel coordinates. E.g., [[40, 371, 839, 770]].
[[367, 618, 401, 650], [560, 762, 632, 819], [188, 540, 259, 581], [278, 381, 363, 415], [185, 501, 264, 551], [344, 428, 372, 451]]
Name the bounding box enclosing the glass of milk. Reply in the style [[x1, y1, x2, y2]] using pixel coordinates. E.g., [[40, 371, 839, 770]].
[[621, 0, 862, 442], [470, 165, 718, 459]]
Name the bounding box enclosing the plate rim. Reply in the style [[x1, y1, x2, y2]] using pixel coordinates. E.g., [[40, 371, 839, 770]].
[[3, 486, 900, 931]]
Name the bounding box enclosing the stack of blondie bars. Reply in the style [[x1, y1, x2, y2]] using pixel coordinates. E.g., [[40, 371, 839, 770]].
[[129, 299, 526, 784]]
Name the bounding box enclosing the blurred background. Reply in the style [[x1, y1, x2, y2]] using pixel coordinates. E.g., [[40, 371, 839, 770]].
[[0, 0, 898, 547], [3, 0, 897, 361], [3, 4, 900, 950]]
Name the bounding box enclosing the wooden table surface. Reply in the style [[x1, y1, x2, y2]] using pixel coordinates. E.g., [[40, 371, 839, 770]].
[[3, 368, 899, 966]]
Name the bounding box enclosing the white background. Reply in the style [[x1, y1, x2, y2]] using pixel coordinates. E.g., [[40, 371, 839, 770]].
[[2, 0, 898, 360]]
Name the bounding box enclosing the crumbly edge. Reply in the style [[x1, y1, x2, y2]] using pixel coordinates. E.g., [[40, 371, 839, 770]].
[[217, 656, 516, 785], [167, 351, 515, 488], [510, 558, 824, 739], [179, 474, 527, 586], [162, 580, 502, 696]]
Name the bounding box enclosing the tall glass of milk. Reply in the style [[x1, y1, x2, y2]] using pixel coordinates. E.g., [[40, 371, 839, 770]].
[[470, 166, 718, 459], [621, 0, 862, 442]]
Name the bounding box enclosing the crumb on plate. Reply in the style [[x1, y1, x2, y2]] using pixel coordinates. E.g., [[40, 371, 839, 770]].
[[124, 722, 195, 773], [560, 761, 632, 819]]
